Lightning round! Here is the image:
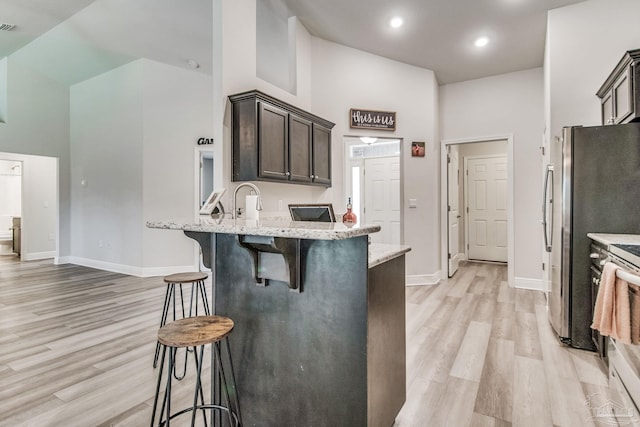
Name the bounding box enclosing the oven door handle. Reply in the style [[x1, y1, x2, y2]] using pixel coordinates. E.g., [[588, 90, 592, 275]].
[[542, 165, 554, 253]]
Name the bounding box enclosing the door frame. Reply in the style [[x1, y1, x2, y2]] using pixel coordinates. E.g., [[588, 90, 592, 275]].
[[343, 136, 404, 244], [440, 134, 514, 287], [194, 147, 214, 271], [446, 145, 462, 277], [0, 151, 59, 263]]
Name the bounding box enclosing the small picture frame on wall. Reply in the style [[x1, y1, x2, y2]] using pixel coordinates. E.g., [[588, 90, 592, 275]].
[[412, 141, 426, 157]]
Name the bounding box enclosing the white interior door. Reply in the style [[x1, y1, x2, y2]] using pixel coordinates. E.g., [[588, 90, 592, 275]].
[[364, 156, 401, 244], [466, 155, 508, 262], [448, 146, 461, 276]]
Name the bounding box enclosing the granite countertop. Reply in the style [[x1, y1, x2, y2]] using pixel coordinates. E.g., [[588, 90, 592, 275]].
[[368, 243, 411, 268], [587, 233, 640, 247], [146, 217, 381, 241]]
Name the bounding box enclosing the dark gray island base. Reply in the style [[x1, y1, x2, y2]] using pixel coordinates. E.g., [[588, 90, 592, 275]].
[[148, 219, 408, 426], [217, 233, 405, 426]]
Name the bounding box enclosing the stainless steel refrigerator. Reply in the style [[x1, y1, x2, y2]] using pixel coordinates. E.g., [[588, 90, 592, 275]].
[[543, 123, 640, 350]]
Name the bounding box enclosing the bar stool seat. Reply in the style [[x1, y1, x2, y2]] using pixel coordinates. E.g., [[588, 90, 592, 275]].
[[163, 272, 208, 285], [151, 316, 242, 427], [153, 272, 210, 378]]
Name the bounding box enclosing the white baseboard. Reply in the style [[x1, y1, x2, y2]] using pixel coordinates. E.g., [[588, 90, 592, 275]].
[[22, 251, 56, 261], [514, 276, 546, 292], [55, 256, 72, 265], [406, 271, 441, 286], [66, 256, 197, 278]]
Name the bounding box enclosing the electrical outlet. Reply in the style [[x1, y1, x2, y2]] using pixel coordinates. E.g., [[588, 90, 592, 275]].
[[48, 233, 55, 241], [99, 240, 103, 248], [408, 198, 417, 208]]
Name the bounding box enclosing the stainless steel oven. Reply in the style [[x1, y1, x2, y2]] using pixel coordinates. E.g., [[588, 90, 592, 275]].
[[591, 241, 640, 419]]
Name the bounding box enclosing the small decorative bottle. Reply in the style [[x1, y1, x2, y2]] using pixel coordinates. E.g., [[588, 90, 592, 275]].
[[342, 197, 357, 225]]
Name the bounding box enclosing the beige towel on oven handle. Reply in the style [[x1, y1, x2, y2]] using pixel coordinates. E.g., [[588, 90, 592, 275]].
[[592, 261, 632, 344], [592, 262, 619, 337]]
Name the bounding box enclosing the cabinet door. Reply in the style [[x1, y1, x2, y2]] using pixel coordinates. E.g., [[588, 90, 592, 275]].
[[258, 102, 289, 180], [312, 124, 332, 186], [288, 114, 313, 183], [602, 90, 614, 125], [614, 66, 632, 124]]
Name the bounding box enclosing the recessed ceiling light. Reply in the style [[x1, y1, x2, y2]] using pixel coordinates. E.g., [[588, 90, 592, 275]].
[[390, 17, 404, 28], [475, 37, 489, 47], [187, 59, 200, 69]]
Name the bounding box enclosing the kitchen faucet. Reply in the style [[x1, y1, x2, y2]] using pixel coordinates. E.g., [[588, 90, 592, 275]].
[[232, 183, 263, 219]]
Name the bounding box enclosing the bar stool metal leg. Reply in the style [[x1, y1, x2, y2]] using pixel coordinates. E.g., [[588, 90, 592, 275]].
[[190, 345, 209, 427], [150, 345, 167, 427], [153, 285, 173, 368], [170, 284, 190, 381], [222, 337, 242, 425]]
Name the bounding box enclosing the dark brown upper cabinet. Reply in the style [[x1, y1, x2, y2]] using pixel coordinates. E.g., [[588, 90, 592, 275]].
[[230, 90, 335, 187], [312, 124, 332, 186], [597, 49, 640, 125]]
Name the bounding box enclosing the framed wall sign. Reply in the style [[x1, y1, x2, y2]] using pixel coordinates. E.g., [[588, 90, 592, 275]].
[[350, 109, 396, 131]]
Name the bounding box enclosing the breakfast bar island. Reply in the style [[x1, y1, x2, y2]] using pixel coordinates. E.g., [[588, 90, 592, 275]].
[[147, 217, 410, 427]]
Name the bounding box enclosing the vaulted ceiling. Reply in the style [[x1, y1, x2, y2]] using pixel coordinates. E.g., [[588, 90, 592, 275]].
[[0, 0, 587, 86]]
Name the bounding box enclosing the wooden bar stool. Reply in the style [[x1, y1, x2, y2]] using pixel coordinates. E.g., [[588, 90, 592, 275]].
[[153, 272, 210, 379], [151, 316, 242, 427]]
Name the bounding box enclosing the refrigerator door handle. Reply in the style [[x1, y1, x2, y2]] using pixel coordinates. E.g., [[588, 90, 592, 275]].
[[542, 165, 554, 252]]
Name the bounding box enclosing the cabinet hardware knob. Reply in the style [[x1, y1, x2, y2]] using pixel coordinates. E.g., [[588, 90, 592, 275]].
[[310, 175, 315, 179], [285, 172, 290, 176]]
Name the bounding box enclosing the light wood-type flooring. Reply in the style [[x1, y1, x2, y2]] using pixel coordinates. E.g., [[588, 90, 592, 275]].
[[0, 256, 633, 426]]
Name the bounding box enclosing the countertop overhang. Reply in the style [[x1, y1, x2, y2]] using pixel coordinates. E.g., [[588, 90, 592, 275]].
[[146, 217, 381, 240], [368, 243, 411, 268]]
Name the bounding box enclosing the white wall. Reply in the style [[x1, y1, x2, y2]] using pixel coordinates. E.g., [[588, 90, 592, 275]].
[[546, 0, 640, 142], [70, 59, 213, 275], [141, 60, 214, 272], [0, 58, 7, 123], [70, 61, 145, 271], [440, 68, 544, 288], [256, 0, 292, 93], [0, 57, 71, 258], [311, 39, 440, 281], [22, 155, 58, 259]]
